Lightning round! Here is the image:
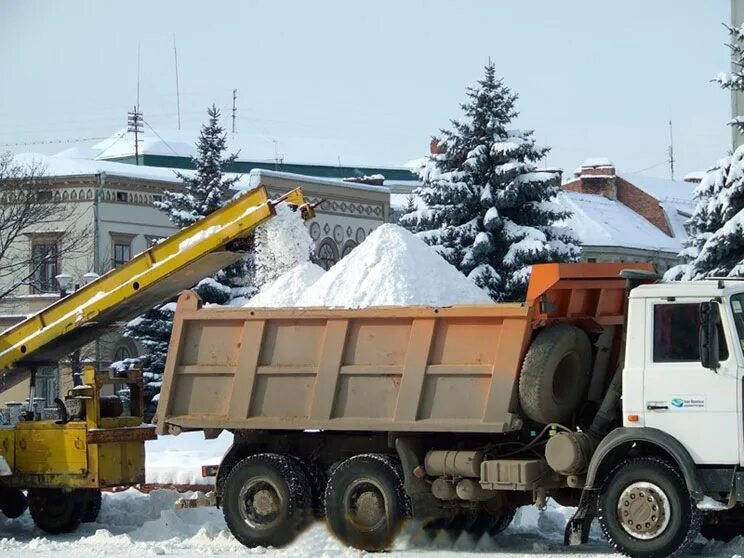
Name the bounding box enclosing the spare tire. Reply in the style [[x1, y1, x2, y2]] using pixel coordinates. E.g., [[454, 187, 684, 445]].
[[518, 324, 592, 424]]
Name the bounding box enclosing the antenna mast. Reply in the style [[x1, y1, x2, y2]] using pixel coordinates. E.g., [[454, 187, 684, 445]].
[[136, 43, 141, 111], [127, 106, 143, 165], [173, 35, 181, 130], [232, 89, 237, 135], [668, 120, 675, 181]]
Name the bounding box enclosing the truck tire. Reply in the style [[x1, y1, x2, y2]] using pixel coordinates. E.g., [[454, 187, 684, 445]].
[[81, 489, 102, 523], [0, 488, 27, 519], [486, 507, 516, 535], [597, 457, 702, 558], [325, 454, 407, 551], [28, 488, 85, 534], [222, 453, 310, 549], [288, 455, 327, 517], [519, 324, 592, 424]]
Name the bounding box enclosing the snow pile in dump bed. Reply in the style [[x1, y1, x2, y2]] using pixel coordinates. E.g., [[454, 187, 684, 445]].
[[296, 224, 493, 308], [145, 431, 233, 485], [244, 261, 325, 307]]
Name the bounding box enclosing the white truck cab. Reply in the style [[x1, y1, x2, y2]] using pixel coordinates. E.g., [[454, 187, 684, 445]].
[[623, 280, 744, 466]]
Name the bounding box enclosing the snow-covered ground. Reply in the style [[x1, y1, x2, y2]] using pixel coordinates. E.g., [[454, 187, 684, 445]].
[[145, 431, 233, 485], [0, 489, 607, 558], [1, 489, 742, 558]]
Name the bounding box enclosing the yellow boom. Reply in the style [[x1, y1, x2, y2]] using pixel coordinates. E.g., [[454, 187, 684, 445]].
[[0, 185, 314, 392]]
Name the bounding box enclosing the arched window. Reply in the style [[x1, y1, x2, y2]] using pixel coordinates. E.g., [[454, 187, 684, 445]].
[[114, 346, 131, 363], [341, 240, 357, 258], [317, 238, 339, 270]]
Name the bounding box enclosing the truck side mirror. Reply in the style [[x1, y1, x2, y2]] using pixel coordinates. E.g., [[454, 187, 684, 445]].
[[699, 301, 720, 371]]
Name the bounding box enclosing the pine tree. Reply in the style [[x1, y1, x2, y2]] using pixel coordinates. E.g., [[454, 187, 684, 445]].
[[401, 62, 580, 301], [120, 105, 252, 419], [665, 24, 744, 280]]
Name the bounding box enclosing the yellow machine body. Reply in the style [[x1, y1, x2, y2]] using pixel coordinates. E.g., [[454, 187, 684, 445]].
[[0, 367, 154, 489]]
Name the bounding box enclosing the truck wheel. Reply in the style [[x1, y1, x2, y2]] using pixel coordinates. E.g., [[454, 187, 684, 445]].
[[325, 454, 406, 551], [598, 457, 701, 558], [289, 455, 327, 517], [28, 489, 84, 534], [81, 489, 102, 523], [519, 324, 591, 424], [0, 488, 27, 519], [222, 453, 310, 548], [486, 507, 516, 535]]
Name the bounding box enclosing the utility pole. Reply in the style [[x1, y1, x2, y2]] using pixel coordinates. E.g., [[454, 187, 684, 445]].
[[668, 120, 675, 181], [127, 106, 144, 165], [232, 89, 237, 135]]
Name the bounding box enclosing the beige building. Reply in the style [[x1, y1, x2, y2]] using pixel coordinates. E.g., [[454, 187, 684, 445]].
[[0, 155, 390, 406]]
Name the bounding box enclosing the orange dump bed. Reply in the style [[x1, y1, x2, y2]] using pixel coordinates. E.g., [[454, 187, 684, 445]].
[[156, 263, 652, 436]]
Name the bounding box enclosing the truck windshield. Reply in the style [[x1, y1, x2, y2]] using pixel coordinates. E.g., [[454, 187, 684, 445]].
[[730, 294, 744, 352]]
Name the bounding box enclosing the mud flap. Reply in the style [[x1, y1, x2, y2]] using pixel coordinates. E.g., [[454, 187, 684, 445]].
[[564, 488, 598, 546]]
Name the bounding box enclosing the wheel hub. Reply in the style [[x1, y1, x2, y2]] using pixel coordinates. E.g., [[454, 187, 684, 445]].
[[354, 490, 384, 527], [346, 480, 386, 531], [616, 481, 670, 540], [253, 489, 280, 517], [238, 480, 282, 529]]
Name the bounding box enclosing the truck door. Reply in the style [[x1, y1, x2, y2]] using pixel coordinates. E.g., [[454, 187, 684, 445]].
[[642, 298, 739, 465]]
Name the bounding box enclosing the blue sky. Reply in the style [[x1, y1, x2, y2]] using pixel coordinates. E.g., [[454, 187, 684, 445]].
[[0, 0, 733, 178]]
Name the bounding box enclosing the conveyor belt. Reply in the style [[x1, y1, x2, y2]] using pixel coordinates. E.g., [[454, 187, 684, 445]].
[[0, 185, 312, 393]]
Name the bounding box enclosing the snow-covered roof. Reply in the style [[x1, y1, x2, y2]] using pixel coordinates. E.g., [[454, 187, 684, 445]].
[[244, 168, 390, 195], [660, 200, 692, 240], [683, 171, 705, 182], [11, 152, 190, 184], [581, 157, 614, 168], [89, 129, 410, 170], [390, 190, 682, 254], [403, 157, 428, 170], [390, 192, 426, 211], [618, 172, 695, 204], [556, 191, 682, 253]]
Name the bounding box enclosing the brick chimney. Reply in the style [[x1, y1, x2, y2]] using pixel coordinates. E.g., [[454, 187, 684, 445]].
[[575, 158, 617, 200]]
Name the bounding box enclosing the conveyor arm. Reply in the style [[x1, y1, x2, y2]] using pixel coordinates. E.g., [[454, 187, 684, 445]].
[[0, 185, 313, 392]]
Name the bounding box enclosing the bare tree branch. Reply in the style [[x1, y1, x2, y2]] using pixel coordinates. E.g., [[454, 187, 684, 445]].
[[0, 151, 92, 302]]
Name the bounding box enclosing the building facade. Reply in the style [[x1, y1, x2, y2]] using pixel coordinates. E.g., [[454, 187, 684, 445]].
[[0, 153, 390, 406]]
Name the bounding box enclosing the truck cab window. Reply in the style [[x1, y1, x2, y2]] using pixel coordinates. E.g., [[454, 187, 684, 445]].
[[730, 294, 744, 352], [653, 303, 728, 363]]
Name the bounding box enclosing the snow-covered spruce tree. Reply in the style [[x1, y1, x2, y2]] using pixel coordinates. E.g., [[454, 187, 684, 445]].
[[664, 24, 744, 280], [400, 62, 580, 301], [117, 304, 176, 422], [120, 105, 250, 419]]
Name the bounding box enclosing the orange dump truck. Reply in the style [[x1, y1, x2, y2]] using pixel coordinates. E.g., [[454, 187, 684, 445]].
[[155, 262, 710, 557]]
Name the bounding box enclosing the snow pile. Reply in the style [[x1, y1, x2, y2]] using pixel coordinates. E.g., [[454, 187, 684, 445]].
[[254, 203, 314, 287], [244, 262, 325, 307], [296, 224, 493, 308], [145, 431, 232, 485]]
